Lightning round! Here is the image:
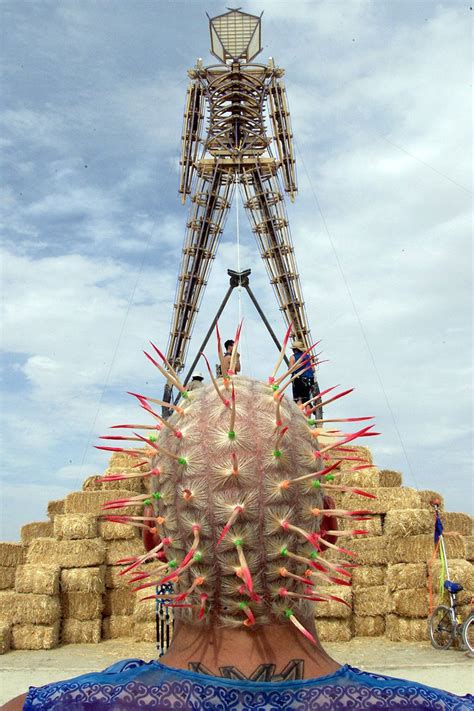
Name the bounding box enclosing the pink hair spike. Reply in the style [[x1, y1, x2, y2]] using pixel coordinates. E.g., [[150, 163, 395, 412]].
[[215, 322, 227, 380], [231, 452, 239, 476], [201, 352, 230, 406], [269, 322, 293, 383], [139, 402, 182, 438], [228, 382, 236, 436], [217, 505, 244, 545], [291, 460, 342, 484], [303, 384, 339, 408], [110, 424, 161, 431], [235, 543, 254, 593], [127, 392, 185, 415], [275, 425, 289, 449], [274, 340, 322, 387], [143, 350, 184, 391], [198, 593, 209, 620], [228, 320, 243, 375], [149, 342, 181, 383], [317, 387, 354, 410], [284, 609, 317, 645], [94, 445, 147, 458]]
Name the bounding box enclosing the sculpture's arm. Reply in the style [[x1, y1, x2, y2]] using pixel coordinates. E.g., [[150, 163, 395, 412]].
[[267, 76, 297, 202], [179, 75, 205, 203]]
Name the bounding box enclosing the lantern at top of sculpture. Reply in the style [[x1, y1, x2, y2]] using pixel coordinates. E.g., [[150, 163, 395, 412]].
[[166, 9, 317, 396], [209, 8, 262, 64]]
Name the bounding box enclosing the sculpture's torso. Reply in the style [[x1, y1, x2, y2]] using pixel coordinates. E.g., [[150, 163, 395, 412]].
[[193, 63, 272, 159]]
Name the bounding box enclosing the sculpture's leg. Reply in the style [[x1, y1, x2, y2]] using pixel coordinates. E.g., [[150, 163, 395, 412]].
[[166, 164, 234, 373], [240, 164, 311, 346]]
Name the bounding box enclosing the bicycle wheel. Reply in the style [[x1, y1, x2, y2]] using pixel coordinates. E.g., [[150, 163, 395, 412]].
[[429, 605, 455, 649], [461, 613, 474, 654]]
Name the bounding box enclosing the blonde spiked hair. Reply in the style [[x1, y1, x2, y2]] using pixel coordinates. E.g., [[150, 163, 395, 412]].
[[98, 332, 376, 642]]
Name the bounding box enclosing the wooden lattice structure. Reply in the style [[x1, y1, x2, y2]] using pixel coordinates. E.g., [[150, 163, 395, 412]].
[[167, 9, 310, 373]]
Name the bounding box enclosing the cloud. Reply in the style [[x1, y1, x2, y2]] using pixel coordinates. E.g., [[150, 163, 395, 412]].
[[1, 1, 472, 540]]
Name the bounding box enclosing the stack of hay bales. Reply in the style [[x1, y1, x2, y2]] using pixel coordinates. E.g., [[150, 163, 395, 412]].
[[0, 543, 24, 653], [0, 446, 472, 650]]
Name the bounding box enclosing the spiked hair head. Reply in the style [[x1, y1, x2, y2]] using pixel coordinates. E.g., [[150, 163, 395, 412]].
[[98, 333, 377, 639]]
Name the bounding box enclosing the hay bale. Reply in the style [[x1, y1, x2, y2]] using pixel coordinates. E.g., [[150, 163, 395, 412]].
[[384, 509, 432, 537], [0, 543, 24, 567], [387, 563, 427, 591], [378, 470, 403, 487], [133, 621, 158, 643], [105, 590, 135, 617], [338, 469, 380, 488], [0, 567, 15, 590], [105, 566, 130, 589], [390, 588, 428, 618], [464, 536, 474, 561], [441, 513, 473, 537], [108, 452, 148, 470], [64, 489, 135, 515], [54, 514, 98, 540], [84, 474, 143, 493], [418, 491, 444, 511], [0, 591, 17, 623], [54, 514, 98, 541], [314, 586, 352, 619], [353, 586, 388, 616], [14, 594, 60, 624], [390, 534, 465, 563], [352, 565, 386, 589], [12, 622, 59, 650], [99, 521, 137, 541], [354, 615, 385, 637], [106, 538, 144, 566], [341, 487, 420, 514], [60, 567, 105, 593], [431, 559, 474, 605], [21, 521, 53, 545], [0, 621, 11, 654], [349, 536, 389, 565], [133, 596, 155, 623], [62, 619, 101, 644], [27, 538, 106, 568], [102, 615, 134, 639], [47, 499, 65, 520], [315, 618, 352, 642], [15, 565, 60, 595], [385, 614, 427, 642], [61, 592, 103, 620], [342, 515, 382, 537]]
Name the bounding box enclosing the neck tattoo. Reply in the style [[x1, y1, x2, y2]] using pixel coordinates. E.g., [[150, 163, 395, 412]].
[[188, 660, 305, 682]]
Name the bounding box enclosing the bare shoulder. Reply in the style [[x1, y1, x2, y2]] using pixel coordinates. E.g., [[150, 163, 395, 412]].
[[1, 693, 28, 710]]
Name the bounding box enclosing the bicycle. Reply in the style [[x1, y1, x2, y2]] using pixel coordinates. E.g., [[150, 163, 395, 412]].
[[429, 580, 474, 653]]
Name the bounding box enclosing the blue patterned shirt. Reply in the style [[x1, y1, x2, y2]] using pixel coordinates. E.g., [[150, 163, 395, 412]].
[[24, 658, 473, 710]]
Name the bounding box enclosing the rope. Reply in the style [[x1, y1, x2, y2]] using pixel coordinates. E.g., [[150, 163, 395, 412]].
[[235, 177, 242, 324], [295, 140, 419, 490]]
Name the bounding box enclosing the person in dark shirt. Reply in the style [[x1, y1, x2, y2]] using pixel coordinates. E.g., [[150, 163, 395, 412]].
[[289, 339, 315, 403]]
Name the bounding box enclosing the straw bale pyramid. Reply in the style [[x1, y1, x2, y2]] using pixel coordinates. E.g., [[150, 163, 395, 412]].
[[0, 447, 472, 652]]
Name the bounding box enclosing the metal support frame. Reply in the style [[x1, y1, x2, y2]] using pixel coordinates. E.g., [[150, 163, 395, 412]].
[[166, 267, 289, 410]]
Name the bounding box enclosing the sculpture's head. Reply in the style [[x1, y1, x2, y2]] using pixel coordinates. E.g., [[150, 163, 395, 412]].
[[208, 8, 263, 65], [98, 333, 375, 644]]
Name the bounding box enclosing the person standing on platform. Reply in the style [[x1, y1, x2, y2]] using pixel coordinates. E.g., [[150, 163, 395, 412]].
[[289, 340, 315, 404], [222, 339, 241, 376]]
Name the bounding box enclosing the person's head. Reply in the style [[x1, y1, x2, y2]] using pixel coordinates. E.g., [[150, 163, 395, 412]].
[[224, 339, 234, 352], [191, 371, 204, 382], [116, 375, 353, 642], [291, 340, 305, 352]]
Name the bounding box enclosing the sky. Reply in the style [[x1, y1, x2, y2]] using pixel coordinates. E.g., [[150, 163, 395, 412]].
[[1, 0, 472, 540]]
